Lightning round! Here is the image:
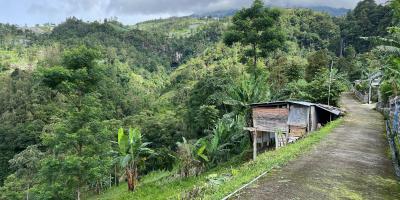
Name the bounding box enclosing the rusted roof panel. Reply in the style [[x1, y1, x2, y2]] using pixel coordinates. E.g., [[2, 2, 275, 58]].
[[250, 101, 343, 116]]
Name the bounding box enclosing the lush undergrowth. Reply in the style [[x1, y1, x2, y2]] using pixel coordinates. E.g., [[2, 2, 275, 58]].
[[91, 119, 343, 200], [2, 1, 394, 198], [135, 17, 213, 37]]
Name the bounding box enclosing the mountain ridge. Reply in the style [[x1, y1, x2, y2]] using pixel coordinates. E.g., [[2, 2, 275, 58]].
[[191, 5, 350, 18]]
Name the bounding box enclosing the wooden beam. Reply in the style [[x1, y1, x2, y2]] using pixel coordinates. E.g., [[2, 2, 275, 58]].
[[245, 127, 288, 133], [244, 127, 256, 131]]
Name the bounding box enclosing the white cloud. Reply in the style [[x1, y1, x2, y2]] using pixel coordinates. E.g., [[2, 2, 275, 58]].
[[105, 0, 251, 15], [0, 0, 390, 25]]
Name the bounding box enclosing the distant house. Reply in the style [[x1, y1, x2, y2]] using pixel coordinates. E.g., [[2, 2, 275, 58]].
[[352, 71, 383, 104], [246, 101, 343, 160]]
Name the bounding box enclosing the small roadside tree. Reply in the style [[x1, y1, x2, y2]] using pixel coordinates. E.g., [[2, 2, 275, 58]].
[[117, 127, 154, 191], [308, 69, 346, 106]]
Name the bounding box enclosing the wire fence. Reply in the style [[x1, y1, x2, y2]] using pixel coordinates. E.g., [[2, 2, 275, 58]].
[[387, 97, 400, 146], [379, 96, 400, 177]]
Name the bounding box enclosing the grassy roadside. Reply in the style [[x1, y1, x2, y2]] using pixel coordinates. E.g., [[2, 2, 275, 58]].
[[90, 119, 343, 200], [203, 118, 343, 199]]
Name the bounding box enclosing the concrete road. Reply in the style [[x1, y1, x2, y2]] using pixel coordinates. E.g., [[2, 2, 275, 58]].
[[233, 93, 400, 200]]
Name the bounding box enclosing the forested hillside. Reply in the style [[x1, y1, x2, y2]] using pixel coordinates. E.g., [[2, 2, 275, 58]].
[[0, 0, 397, 199]]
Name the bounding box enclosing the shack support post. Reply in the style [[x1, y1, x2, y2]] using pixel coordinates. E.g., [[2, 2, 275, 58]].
[[253, 130, 257, 160]]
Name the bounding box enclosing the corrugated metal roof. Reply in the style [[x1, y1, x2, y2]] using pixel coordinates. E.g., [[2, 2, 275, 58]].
[[315, 104, 342, 115], [250, 101, 343, 116]]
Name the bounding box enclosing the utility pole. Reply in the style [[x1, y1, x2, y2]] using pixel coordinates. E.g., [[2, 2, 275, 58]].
[[328, 60, 334, 106]]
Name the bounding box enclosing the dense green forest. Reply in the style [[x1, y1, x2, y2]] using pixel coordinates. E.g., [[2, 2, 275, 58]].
[[0, 0, 398, 199]]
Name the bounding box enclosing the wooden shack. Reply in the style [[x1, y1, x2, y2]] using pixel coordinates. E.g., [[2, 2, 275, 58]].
[[246, 101, 342, 160]]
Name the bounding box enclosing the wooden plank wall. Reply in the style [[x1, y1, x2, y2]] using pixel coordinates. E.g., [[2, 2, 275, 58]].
[[252, 107, 289, 133]]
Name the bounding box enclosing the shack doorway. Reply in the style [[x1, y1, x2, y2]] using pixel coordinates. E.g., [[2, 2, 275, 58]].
[[315, 106, 338, 126]]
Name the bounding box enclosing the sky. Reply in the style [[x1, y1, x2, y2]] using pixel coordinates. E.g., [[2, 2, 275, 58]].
[[0, 0, 388, 26]]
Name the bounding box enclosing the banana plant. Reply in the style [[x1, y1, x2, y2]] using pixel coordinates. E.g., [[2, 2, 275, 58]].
[[207, 119, 234, 165], [117, 127, 154, 191], [176, 137, 208, 177], [224, 74, 270, 125]]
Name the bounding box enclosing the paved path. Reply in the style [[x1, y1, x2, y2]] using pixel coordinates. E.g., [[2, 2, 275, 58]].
[[233, 93, 400, 200]]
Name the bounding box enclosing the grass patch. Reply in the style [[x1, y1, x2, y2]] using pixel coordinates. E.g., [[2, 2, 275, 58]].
[[394, 134, 400, 156], [90, 119, 343, 200], [332, 186, 363, 200], [203, 119, 343, 199]]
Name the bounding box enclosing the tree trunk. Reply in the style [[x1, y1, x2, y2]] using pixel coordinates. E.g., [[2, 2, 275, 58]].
[[253, 44, 257, 67], [26, 183, 29, 200], [339, 38, 344, 57], [126, 168, 134, 191], [77, 186, 81, 200], [115, 165, 118, 186], [109, 173, 112, 188], [133, 167, 138, 189], [95, 181, 99, 194]]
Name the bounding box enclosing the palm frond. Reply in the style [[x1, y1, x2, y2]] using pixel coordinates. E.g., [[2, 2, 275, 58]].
[[375, 45, 400, 56], [361, 36, 400, 47], [121, 154, 131, 168], [118, 128, 128, 154], [197, 144, 209, 162]]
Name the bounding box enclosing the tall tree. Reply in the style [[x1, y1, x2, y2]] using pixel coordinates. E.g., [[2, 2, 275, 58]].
[[38, 46, 112, 200], [341, 0, 393, 52], [223, 0, 285, 69], [40, 93, 112, 200], [0, 70, 49, 186], [392, 0, 400, 24], [305, 49, 331, 82]]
